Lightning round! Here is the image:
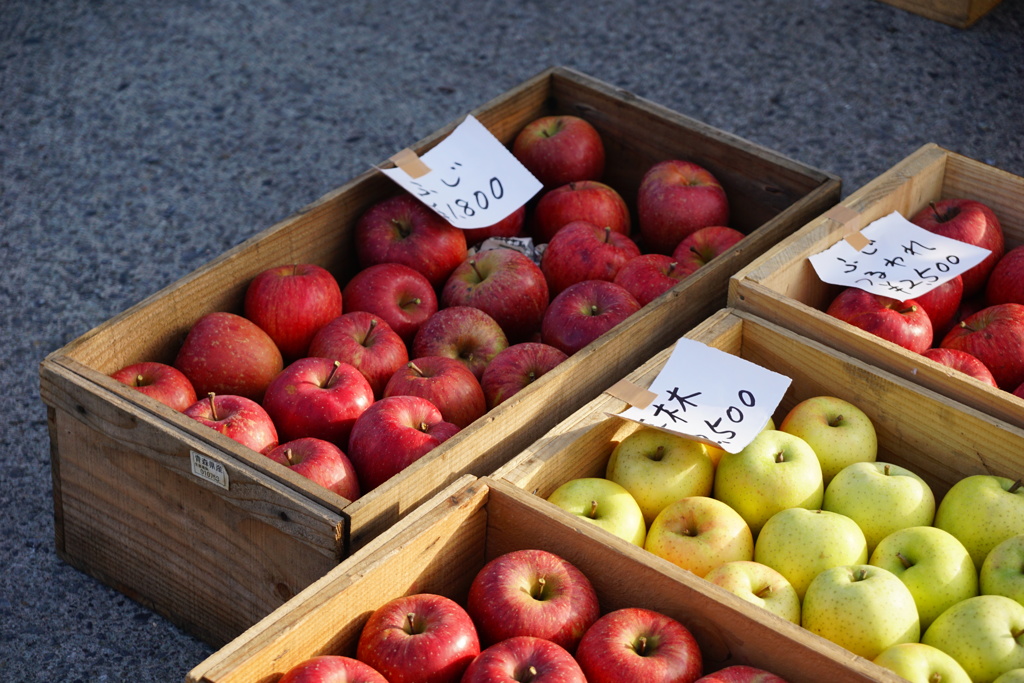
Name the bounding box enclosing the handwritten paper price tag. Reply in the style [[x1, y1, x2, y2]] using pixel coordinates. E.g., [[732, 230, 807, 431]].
[[617, 338, 792, 453], [807, 211, 991, 301], [380, 115, 542, 229]]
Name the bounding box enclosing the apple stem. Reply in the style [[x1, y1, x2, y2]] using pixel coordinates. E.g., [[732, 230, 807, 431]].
[[668, 261, 678, 275], [650, 445, 665, 462], [828, 414, 844, 428], [958, 320, 976, 332], [588, 499, 599, 519], [690, 246, 701, 257], [774, 451, 786, 463], [896, 551, 913, 569], [884, 464, 891, 476], [853, 567, 869, 582], [897, 305, 918, 315], [929, 201, 960, 223], [929, 674, 942, 683], [1011, 480, 1023, 494], [400, 295, 422, 309], [589, 304, 599, 316], [418, 421, 430, 432], [408, 360, 424, 377], [531, 576, 547, 599], [369, 318, 378, 331], [523, 665, 538, 682], [291, 264, 298, 276], [325, 360, 341, 388], [469, 258, 481, 279], [405, 611, 418, 634], [636, 635, 648, 656], [755, 584, 774, 599], [284, 449, 295, 466], [207, 392, 218, 421], [1014, 626, 1024, 640], [390, 218, 411, 238], [603, 226, 613, 243]]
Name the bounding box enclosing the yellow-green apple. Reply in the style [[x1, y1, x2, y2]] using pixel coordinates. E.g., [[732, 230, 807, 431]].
[[869, 525, 978, 630], [412, 306, 508, 381], [705, 418, 774, 468], [243, 263, 343, 361], [981, 534, 1024, 605], [262, 358, 374, 447], [996, 670, 1024, 683], [356, 593, 479, 683], [712, 429, 824, 536], [872, 643, 972, 683], [823, 461, 935, 552], [922, 594, 1024, 682], [346, 395, 459, 492], [383, 356, 485, 429], [546, 477, 647, 546], [911, 198, 1004, 297], [531, 180, 630, 244], [934, 474, 1024, 570], [265, 437, 360, 500], [466, 548, 599, 652], [342, 263, 438, 346], [693, 665, 789, 683], [802, 564, 920, 660], [461, 636, 586, 683], [613, 254, 689, 307], [645, 496, 754, 577], [575, 607, 703, 683], [442, 248, 549, 343], [940, 303, 1024, 390], [703, 560, 801, 624], [915, 274, 964, 343], [110, 361, 197, 412], [184, 392, 278, 454], [778, 395, 878, 486], [541, 280, 641, 356], [277, 655, 388, 683], [462, 204, 526, 247], [988, 245, 1024, 307], [308, 311, 409, 399], [754, 507, 868, 599], [922, 347, 998, 387], [637, 159, 730, 254], [604, 425, 715, 525], [480, 342, 567, 409], [541, 221, 641, 295], [512, 115, 605, 190], [671, 225, 746, 275], [353, 193, 467, 289], [825, 287, 933, 354], [174, 311, 283, 402]]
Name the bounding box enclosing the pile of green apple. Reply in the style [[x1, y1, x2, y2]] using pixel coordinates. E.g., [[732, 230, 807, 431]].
[[545, 395, 1024, 682]]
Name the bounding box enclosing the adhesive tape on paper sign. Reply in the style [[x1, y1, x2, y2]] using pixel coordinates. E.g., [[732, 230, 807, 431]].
[[389, 148, 431, 179], [823, 205, 870, 251], [606, 378, 657, 409]]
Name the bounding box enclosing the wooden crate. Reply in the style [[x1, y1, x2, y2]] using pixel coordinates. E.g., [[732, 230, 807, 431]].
[[874, 0, 1003, 27], [729, 144, 1024, 430], [187, 476, 902, 683], [38, 66, 840, 646]]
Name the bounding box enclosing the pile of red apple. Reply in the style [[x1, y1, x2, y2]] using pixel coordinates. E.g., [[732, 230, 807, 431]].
[[272, 547, 788, 683], [824, 198, 1024, 396], [109, 114, 745, 499]]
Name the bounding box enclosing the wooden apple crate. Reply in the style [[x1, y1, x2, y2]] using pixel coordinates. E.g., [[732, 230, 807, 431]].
[[187, 475, 901, 683], [38, 66, 840, 646], [873, 0, 1003, 27], [728, 144, 1024, 430]]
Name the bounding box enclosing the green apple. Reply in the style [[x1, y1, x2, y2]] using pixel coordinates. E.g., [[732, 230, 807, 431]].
[[869, 525, 978, 630], [703, 560, 801, 624], [922, 594, 1024, 682], [934, 475, 1024, 570], [982, 534, 1024, 606], [995, 670, 1024, 683], [823, 461, 936, 553], [713, 429, 824, 536], [644, 496, 753, 578], [547, 477, 646, 546], [778, 395, 877, 485], [605, 426, 714, 525], [802, 564, 919, 660], [754, 507, 868, 599], [873, 642, 972, 683]]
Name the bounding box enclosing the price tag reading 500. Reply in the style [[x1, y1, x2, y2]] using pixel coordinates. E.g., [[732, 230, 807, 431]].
[[380, 115, 542, 230]]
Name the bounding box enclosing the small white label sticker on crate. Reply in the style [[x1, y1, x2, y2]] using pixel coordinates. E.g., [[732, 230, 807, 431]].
[[190, 450, 230, 490]]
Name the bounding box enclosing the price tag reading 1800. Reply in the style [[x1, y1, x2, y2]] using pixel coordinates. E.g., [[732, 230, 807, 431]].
[[380, 115, 542, 230], [617, 338, 792, 454]]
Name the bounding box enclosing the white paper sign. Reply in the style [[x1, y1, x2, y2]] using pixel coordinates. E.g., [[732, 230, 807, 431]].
[[380, 115, 542, 229], [617, 338, 792, 454], [808, 211, 991, 301]]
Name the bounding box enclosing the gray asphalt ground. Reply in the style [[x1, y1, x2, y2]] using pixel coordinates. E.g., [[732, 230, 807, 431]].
[[3, 0, 1023, 680]]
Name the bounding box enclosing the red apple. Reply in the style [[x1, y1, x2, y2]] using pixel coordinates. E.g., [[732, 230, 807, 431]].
[[921, 347, 998, 387], [174, 311, 284, 403], [262, 358, 374, 448], [671, 225, 745, 272], [914, 274, 963, 343], [824, 287, 933, 354], [694, 665, 789, 683], [384, 356, 486, 429], [355, 593, 480, 683], [243, 263, 343, 360], [277, 655, 388, 683], [613, 254, 690, 307], [265, 437, 361, 500], [531, 180, 631, 244], [412, 306, 509, 380], [308, 311, 409, 399], [575, 607, 703, 683], [910, 198, 1004, 297], [342, 263, 438, 346], [461, 636, 587, 683], [346, 395, 459, 491], [462, 205, 527, 246], [637, 160, 730, 254], [1014, 381, 1024, 399], [441, 248, 550, 343], [184, 392, 278, 454], [512, 115, 605, 189], [481, 342, 568, 409], [986, 244, 1024, 306], [541, 220, 642, 296], [110, 361, 197, 412], [354, 193, 468, 289], [541, 280, 641, 356], [940, 303, 1024, 390]]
